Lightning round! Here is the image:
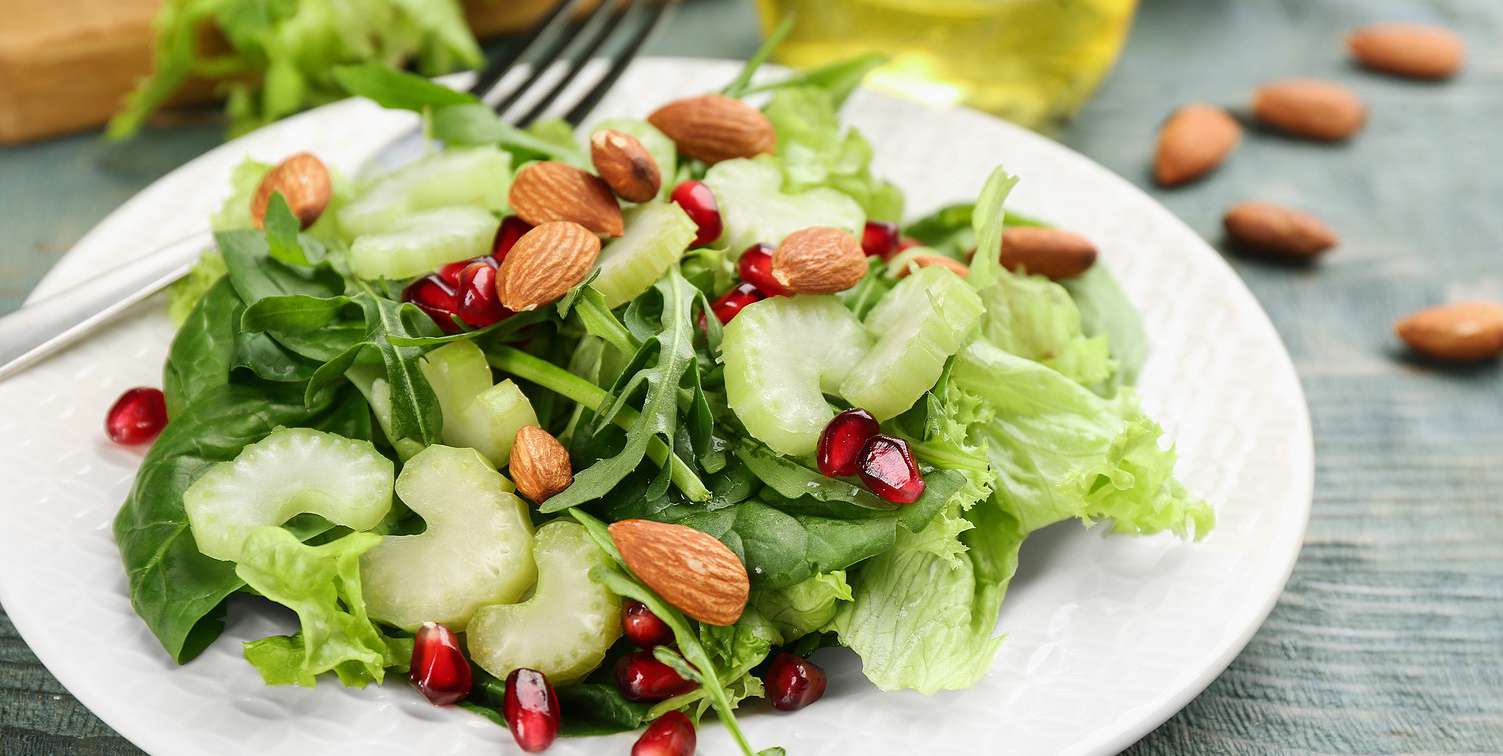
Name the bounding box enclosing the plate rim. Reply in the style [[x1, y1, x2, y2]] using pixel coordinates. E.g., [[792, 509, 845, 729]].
[[5, 55, 1313, 756]]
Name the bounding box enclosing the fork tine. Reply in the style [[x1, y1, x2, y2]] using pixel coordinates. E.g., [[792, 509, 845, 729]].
[[560, 0, 673, 127], [468, 0, 584, 99], [487, 0, 619, 115], [514, 0, 635, 127]]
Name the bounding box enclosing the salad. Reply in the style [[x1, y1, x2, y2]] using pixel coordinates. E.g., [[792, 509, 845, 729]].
[[109, 48, 1212, 756]]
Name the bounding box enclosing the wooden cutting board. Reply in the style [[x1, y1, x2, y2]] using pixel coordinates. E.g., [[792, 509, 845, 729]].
[[0, 0, 570, 144]]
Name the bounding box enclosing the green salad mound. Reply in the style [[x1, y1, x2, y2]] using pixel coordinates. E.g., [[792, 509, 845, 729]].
[[115, 46, 1211, 755]]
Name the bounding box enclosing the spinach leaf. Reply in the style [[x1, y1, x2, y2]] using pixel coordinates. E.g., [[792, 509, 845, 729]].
[[240, 294, 354, 333], [332, 63, 476, 111], [112, 382, 357, 662], [233, 331, 319, 383], [540, 271, 699, 512], [262, 194, 311, 266], [217, 229, 345, 304], [163, 278, 241, 417]]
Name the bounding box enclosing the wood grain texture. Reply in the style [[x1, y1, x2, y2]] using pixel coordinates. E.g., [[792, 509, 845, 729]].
[[1, 0, 1500, 753]]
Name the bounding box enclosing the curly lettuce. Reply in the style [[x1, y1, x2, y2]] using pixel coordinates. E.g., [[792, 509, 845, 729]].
[[762, 86, 904, 222]]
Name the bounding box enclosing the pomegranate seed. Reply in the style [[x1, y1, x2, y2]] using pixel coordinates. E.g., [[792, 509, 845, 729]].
[[817, 408, 880, 477], [736, 243, 787, 296], [622, 599, 675, 649], [105, 387, 168, 445], [504, 668, 560, 753], [409, 622, 471, 706], [615, 650, 698, 702], [632, 711, 696, 756], [765, 652, 828, 711], [437, 255, 494, 287], [493, 216, 532, 263], [709, 283, 764, 325], [456, 261, 509, 327], [670, 180, 722, 247], [858, 435, 926, 504], [402, 274, 462, 333], [861, 221, 900, 259]]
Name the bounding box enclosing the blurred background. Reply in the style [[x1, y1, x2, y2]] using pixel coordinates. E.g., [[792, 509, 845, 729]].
[[2, 0, 1500, 753]]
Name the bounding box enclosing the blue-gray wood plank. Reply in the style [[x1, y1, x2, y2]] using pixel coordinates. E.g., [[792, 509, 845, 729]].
[[2, 0, 1500, 752]]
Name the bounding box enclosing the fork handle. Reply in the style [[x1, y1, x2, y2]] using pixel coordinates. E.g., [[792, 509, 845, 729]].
[[0, 231, 213, 382]]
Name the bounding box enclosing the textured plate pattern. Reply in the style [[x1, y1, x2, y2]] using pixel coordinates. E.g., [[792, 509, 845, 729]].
[[0, 59, 1310, 756]]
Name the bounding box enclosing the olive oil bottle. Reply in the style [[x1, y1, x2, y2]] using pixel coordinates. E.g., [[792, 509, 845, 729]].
[[756, 0, 1137, 129]]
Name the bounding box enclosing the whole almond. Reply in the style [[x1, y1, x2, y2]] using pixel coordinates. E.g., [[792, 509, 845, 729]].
[[509, 425, 573, 503], [897, 254, 970, 279], [1223, 201, 1338, 259], [497, 221, 601, 311], [998, 226, 1098, 279], [590, 129, 661, 203], [509, 162, 624, 236], [1252, 79, 1366, 141], [1154, 104, 1242, 186], [771, 227, 868, 293], [608, 519, 749, 626], [1395, 302, 1503, 362], [647, 94, 776, 165], [1348, 23, 1465, 80], [251, 152, 331, 229]]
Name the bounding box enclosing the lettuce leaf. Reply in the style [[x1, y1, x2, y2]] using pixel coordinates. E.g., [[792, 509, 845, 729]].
[[752, 571, 852, 643], [111, 0, 483, 139], [234, 527, 391, 686], [952, 340, 1213, 537], [976, 270, 1116, 387], [1061, 265, 1149, 390], [833, 501, 1024, 693], [762, 87, 904, 221]]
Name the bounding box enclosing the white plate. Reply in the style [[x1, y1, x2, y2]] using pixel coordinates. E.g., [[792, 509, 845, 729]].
[[0, 58, 1311, 756]]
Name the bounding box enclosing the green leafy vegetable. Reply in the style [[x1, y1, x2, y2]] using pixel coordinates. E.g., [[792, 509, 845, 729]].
[[235, 528, 390, 686], [744, 53, 888, 109], [166, 251, 228, 326], [752, 571, 852, 643], [1062, 265, 1149, 390], [976, 270, 1116, 387], [763, 86, 903, 221], [430, 104, 586, 163], [164, 278, 241, 416], [111, 0, 482, 139], [966, 167, 1021, 291]]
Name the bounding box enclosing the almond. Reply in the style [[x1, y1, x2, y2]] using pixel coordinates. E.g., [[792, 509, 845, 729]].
[[647, 94, 776, 165], [1222, 201, 1338, 260], [509, 425, 573, 503], [590, 129, 662, 203], [251, 152, 331, 229], [771, 227, 868, 293], [1395, 302, 1503, 362], [1252, 79, 1366, 141], [998, 226, 1097, 279], [896, 254, 970, 279], [509, 161, 624, 236], [1348, 23, 1465, 80], [497, 221, 601, 311], [608, 519, 749, 626], [1154, 104, 1241, 187]]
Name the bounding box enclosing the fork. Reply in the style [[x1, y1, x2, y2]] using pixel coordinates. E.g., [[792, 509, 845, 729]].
[[0, 0, 672, 383]]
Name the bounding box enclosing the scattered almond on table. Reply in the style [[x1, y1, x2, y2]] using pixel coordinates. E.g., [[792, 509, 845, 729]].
[[1154, 104, 1241, 186], [1222, 202, 1338, 260], [1348, 23, 1466, 80], [1252, 79, 1367, 141], [1395, 302, 1503, 362]]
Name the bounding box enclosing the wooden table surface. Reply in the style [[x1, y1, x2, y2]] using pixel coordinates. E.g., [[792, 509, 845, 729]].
[[3, 0, 1501, 753]]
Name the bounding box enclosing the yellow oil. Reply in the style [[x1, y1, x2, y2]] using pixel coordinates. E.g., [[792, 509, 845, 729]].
[[756, 0, 1138, 129]]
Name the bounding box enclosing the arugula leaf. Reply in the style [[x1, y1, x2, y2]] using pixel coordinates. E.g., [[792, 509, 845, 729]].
[[744, 53, 887, 109], [733, 441, 895, 512], [540, 271, 700, 512], [112, 382, 362, 662], [352, 289, 443, 446], [722, 15, 797, 98], [431, 104, 586, 164], [332, 62, 476, 111], [163, 278, 241, 417]]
